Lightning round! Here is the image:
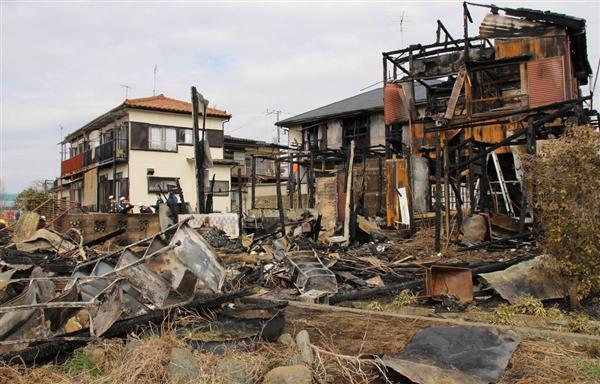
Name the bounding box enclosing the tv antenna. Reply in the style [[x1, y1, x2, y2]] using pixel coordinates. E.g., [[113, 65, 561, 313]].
[[390, 11, 410, 47], [120, 84, 133, 99], [153, 65, 158, 96]]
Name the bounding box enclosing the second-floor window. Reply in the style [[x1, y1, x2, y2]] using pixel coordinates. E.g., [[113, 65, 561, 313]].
[[149, 126, 177, 151], [178, 129, 193, 145]]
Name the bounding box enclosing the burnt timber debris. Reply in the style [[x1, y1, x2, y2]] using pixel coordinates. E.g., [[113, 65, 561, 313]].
[[2, 3, 599, 383]]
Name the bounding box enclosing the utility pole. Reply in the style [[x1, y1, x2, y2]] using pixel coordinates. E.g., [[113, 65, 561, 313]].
[[267, 109, 282, 144]]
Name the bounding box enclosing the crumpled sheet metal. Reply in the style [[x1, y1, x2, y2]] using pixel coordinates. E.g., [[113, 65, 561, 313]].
[[170, 224, 225, 293], [0, 268, 124, 352], [478, 255, 565, 304], [292, 261, 337, 294], [15, 228, 77, 254], [0, 220, 226, 348], [382, 326, 521, 384]]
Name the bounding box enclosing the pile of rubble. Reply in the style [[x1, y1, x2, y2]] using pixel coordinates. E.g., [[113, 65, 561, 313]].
[[1, 200, 599, 383]]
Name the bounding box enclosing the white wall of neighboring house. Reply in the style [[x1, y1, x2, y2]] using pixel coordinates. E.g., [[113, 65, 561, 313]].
[[127, 109, 231, 213], [369, 112, 386, 147], [128, 109, 224, 159], [327, 120, 343, 149], [287, 124, 303, 149]]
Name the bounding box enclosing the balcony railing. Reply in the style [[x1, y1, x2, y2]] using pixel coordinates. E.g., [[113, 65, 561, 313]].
[[61, 138, 128, 177], [61, 153, 84, 176]]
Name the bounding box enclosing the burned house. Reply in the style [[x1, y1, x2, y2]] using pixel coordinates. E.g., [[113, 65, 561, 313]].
[[223, 135, 282, 210], [270, 3, 596, 245], [276, 86, 429, 236], [381, 3, 596, 249]]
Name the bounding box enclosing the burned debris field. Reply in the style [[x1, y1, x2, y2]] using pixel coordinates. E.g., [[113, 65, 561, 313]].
[[1, 2, 600, 384]]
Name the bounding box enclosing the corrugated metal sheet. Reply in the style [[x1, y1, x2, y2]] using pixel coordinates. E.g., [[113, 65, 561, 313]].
[[384, 83, 409, 124], [527, 57, 565, 108], [480, 13, 546, 39]]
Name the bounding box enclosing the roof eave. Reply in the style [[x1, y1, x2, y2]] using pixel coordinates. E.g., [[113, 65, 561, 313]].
[[276, 107, 384, 128]]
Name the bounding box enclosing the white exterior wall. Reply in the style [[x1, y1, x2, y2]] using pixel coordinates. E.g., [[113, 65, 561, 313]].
[[287, 125, 303, 148], [127, 109, 231, 213], [369, 112, 386, 147], [327, 120, 343, 149], [128, 109, 224, 159]]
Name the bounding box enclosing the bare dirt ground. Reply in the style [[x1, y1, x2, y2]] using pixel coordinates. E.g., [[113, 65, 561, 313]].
[[283, 303, 600, 384]]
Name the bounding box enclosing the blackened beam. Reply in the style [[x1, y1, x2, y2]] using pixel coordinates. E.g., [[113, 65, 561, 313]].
[[390, 40, 484, 65], [383, 36, 482, 57], [82, 227, 126, 247], [393, 63, 433, 90], [425, 96, 592, 133], [437, 20, 460, 47], [453, 102, 576, 170]]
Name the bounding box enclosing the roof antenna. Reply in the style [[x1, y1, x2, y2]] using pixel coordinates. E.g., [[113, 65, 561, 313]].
[[153, 64, 158, 96], [120, 84, 133, 99]]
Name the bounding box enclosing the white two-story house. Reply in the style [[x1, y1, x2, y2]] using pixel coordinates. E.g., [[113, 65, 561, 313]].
[[58, 94, 235, 213]]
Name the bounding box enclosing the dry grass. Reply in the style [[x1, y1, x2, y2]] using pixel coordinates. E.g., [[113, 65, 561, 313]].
[[0, 333, 301, 384], [499, 339, 600, 383]]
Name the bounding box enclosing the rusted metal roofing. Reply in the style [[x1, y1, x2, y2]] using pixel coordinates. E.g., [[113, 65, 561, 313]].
[[527, 57, 566, 108], [480, 13, 549, 38]]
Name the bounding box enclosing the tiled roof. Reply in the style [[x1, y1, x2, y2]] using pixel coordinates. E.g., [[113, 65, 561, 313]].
[[123, 94, 230, 118]]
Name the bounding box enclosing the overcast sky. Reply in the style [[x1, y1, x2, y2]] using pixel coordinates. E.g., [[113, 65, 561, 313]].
[[1, 0, 598, 193]]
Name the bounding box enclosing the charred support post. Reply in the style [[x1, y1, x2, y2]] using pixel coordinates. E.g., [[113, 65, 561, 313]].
[[435, 136, 442, 252], [308, 152, 315, 208], [378, 157, 384, 216], [297, 157, 302, 208], [343, 140, 355, 246], [275, 159, 286, 236], [468, 139, 475, 215], [289, 154, 295, 209], [237, 168, 243, 238], [443, 138, 451, 243], [463, 2, 471, 62], [480, 146, 488, 213], [191, 87, 208, 213], [519, 118, 537, 233], [456, 134, 464, 228], [251, 155, 257, 209]]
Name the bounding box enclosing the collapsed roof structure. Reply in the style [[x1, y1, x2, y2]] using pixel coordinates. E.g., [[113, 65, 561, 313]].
[[382, 2, 597, 250]]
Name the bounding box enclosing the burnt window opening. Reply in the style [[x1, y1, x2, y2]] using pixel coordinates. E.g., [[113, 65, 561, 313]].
[[471, 63, 523, 113], [388, 123, 404, 155], [303, 123, 327, 151], [342, 116, 370, 151]]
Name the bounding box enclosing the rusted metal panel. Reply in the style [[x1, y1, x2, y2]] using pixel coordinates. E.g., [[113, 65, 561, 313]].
[[426, 265, 473, 303], [384, 83, 409, 124], [495, 34, 567, 61], [527, 56, 565, 108]]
